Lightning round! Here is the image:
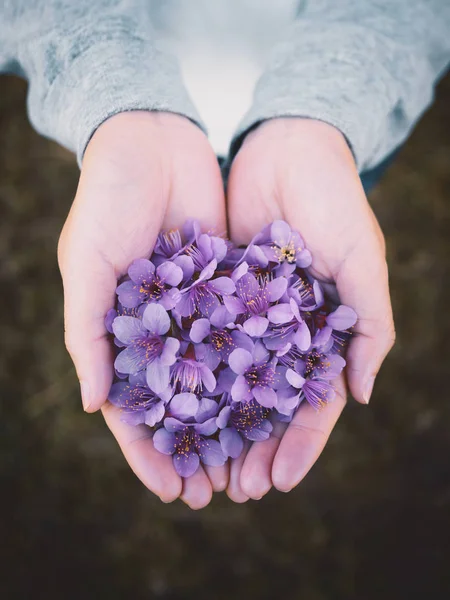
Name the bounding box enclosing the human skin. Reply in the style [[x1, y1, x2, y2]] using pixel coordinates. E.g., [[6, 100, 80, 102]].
[[58, 113, 395, 509], [226, 118, 395, 502], [57, 111, 228, 509]]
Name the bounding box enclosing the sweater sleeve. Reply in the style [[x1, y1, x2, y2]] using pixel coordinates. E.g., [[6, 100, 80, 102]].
[[0, 0, 204, 166], [230, 0, 450, 172]]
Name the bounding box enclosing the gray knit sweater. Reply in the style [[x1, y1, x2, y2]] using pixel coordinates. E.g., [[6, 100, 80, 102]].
[[1, 1, 449, 170]]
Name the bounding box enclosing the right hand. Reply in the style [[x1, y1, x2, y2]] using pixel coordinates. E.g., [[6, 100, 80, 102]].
[[226, 117, 395, 501], [58, 111, 228, 509]]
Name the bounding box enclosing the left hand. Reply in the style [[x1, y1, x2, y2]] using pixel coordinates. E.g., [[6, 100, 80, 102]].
[[226, 118, 395, 501]]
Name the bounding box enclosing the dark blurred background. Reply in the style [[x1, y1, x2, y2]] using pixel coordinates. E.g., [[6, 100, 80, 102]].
[[1, 73, 449, 600]]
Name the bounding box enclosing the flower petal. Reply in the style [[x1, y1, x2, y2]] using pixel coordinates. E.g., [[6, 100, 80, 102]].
[[108, 382, 132, 406], [174, 255, 195, 281], [210, 236, 228, 262], [228, 348, 253, 375], [271, 220, 291, 247], [246, 420, 272, 442], [286, 368, 306, 389], [253, 386, 278, 408], [231, 375, 252, 402], [223, 295, 246, 315], [217, 406, 231, 429], [114, 344, 148, 375], [146, 359, 170, 394], [243, 316, 269, 337], [196, 398, 219, 422], [116, 281, 145, 309], [200, 364, 217, 392], [210, 305, 235, 329], [231, 261, 249, 282], [156, 261, 183, 286], [142, 303, 170, 335], [112, 316, 147, 345], [144, 401, 166, 427], [235, 272, 259, 299], [160, 337, 180, 366], [195, 417, 218, 436], [169, 392, 199, 420], [327, 305, 358, 331], [198, 439, 226, 467], [296, 248, 312, 268], [208, 276, 236, 295], [294, 321, 312, 352], [128, 258, 155, 283], [153, 427, 176, 455], [267, 303, 293, 324], [219, 427, 244, 459], [173, 452, 200, 478], [266, 277, 288, 302], [217, 368, 236, 393], [190, 318, 211, 343], [164, 417, 187, 432], [197, 259, 217, 282]]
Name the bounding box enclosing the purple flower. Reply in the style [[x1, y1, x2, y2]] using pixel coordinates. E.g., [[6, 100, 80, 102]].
[[171, 355, 216, 394], [176, 259, 235, 317], [287, 275, 324, 311], [153, 394, 225, 477], [224, 272, 287, 337], [285, 367, 336, 411], [217, 396, 273, 458], [117, 258, 183, 309], [106, 219, 357, 475], [113, 304, 180, 394], [153, 229, 186, 262], [242, 220, 312, 269], [326, 305, 357, 331], [228, 340, 278, 408], [108, 378, 170, 427], [184, 231, 228, 272], [264, 298, 312, 352], [190, 306, 236, 370]]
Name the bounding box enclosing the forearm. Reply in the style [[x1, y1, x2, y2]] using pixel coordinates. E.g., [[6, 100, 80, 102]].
[[0, 1, 204, 166], [232, 0, 450, 171]]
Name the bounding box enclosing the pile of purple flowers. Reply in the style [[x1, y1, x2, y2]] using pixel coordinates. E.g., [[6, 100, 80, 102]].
[[105, 221, 357, 478]]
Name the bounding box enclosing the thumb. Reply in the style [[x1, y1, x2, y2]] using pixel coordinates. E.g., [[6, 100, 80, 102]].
[[336, 237, 395, 404], [58, 237, 116, 412]]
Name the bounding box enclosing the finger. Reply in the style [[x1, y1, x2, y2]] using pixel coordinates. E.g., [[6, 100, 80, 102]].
[[102, 402, 182, 503], [164, 128, 227, 234], [226, 441, 251, 503], [240, 420, 287, 499], [180, 465, 213, 510], [204, 462, 230, 492], [336, 239, 395, 404], [272, 375, 347, 492], [227, 151, 282, 245]]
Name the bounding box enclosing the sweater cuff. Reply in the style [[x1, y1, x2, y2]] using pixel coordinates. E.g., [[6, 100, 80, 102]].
[[26, 37, 205, 167], [230, 21, 436, 172]]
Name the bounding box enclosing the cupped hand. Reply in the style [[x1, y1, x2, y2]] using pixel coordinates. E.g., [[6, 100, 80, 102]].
[[58, 111, 228, 508], [226, 118, 395, 501]]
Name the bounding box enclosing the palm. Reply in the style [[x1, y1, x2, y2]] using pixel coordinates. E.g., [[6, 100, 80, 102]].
[[226, 118, 394, 500], [58, 112, 228, 508]]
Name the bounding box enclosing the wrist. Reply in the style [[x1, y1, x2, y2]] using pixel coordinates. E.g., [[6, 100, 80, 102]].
[[243, 117, 355, 167]]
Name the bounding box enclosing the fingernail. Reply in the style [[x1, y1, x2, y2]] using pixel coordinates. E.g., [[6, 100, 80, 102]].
[[80, 381, 91, 411], [363, 376, 375, 404]]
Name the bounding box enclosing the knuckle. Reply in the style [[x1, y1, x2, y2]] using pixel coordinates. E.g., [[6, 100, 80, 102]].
[[64, 330, 79, 360], [379, 317, 396, 351]]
